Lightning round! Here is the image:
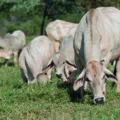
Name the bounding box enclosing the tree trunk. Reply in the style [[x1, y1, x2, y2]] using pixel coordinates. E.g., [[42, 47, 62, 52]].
[[91, 0, 97, 8], [40, 6, 47, 35]]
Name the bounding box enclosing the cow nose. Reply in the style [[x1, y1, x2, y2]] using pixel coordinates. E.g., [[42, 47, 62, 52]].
[[56, 74, 62, 78], [95, 97, 104, 104]]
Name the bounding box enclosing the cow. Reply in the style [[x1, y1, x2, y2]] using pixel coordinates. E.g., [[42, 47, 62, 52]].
[[73, 7, 120, 104], [46, 20, 78, 52], [47, 35, 77, 83], [19, 36, 54, 84], [0, 30, 26, 65]]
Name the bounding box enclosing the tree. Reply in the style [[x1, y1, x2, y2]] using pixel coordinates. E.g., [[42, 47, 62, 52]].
[[0, 0, 81, 35], [1, 0, 120, 35], [75, 0, 120, 11]]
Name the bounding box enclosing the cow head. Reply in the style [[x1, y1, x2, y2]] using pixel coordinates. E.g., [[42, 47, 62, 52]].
[[37, 73, 49, 84], [47, 52, 75, 80], [73, 61, 117, 104]]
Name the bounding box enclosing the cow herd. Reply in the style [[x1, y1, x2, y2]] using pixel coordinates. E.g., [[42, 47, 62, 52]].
[[1, 7, 120, 104]]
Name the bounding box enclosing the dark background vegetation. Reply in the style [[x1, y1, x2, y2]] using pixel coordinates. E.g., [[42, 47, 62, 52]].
[[0, 0, 120, 36]]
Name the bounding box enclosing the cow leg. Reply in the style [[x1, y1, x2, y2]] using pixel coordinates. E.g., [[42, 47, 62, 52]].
[[54, 41, 60, 52], [116, 58, 120, 92], [84, 81, 88, 90], [4, 59, 9, 66], [111, 60, 116, 67], [62, 73, 68, 82], [64, 64, 70, 81], [64, 66, 69, 79], [27, 73, 37, 84], [47, 67, 53, 81], [13, 51, 18, 65]]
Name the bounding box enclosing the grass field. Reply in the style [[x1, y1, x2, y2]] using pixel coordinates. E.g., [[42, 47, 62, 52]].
[[0, 36, 120, 120]]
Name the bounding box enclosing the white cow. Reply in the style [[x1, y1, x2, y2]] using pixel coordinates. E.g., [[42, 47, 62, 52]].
[[47, 35, 76, 82], [73, 7, 120, 104], [19, 36, 54, 84], [46, 20, 78, 52], [0, 30, 26, 65]]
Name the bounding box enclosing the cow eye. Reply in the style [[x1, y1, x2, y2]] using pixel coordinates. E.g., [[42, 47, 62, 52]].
[[63, 62, 65, 64]]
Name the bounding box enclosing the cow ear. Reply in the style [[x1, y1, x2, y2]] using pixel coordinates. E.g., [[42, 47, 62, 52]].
[[104, 68, 118, 83], [66, 60, 76, 68], [73, 69, 86, 91], [66, 57, 76, 68], [43, 57, 54, 70], [47, 57, 54, 68]]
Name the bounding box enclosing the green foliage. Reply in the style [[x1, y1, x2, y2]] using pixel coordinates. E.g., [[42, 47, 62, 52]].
[[6, 21, 40, 35], [0, 14, 43, 35], [19, 21, 40, 35], [6, 23, 19, 33], [75, 0, 120, 11], [59, 12, 85, 23], [0, 0, 79, 15], [0, 0, 81, 35], [0, 0, 40, 12], [1, 0, 120, 35]]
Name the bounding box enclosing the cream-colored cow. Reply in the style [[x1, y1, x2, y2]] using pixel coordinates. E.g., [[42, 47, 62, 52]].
[[0, 30, 26, 65], [46, 20, 78, 52], [73, 7, 120, 104]]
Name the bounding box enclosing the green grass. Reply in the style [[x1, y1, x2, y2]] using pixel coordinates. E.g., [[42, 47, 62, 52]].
[[0, 37, 120, 120]]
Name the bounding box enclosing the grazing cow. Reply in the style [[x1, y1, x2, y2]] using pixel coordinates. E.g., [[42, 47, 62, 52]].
[[73, 7, 120, 104], [46, 20, 78, 52], [19, 36, 54, 84], [0, 30, 26, 65], [47, 35, 76, 82]]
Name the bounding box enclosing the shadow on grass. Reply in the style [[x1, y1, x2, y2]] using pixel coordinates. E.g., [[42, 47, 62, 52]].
[[0, 62, 5, 67], [6, 62, 15, 66], [57, 82, 95, 104], [57, 82, 85, 103], [13, 83, 27, 89], [0, 62, 14, 67]]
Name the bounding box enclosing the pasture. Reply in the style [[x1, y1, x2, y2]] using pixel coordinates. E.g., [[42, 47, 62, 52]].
[[0, 36, 120, 120]]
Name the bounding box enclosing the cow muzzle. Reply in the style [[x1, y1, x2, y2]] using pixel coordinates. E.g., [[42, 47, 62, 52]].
[[94, 97, 105, 104], [56, 74, 62, 78]]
